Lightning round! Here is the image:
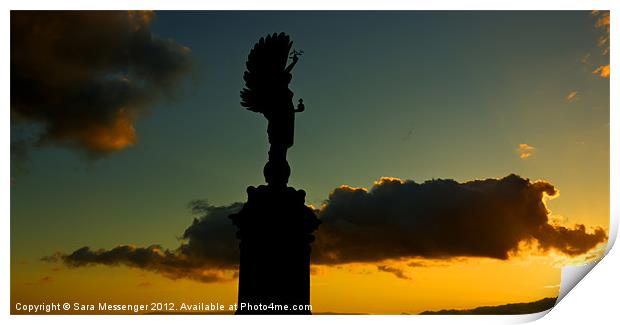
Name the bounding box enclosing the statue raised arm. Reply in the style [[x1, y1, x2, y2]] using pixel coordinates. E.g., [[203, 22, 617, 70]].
[[285, 50, 303, 74]]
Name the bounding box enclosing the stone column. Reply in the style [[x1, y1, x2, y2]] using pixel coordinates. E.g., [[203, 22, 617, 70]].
[[229, 185, 320, 314]]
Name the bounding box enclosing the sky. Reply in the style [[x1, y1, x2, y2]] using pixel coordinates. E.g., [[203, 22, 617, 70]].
[[10, 11, 610, 314]]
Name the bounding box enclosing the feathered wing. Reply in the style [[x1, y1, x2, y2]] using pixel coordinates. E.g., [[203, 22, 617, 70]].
[[240, 32, 293, 114]]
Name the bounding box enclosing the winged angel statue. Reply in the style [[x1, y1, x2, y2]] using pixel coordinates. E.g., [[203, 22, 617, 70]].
[[241, 33, 305, 188]]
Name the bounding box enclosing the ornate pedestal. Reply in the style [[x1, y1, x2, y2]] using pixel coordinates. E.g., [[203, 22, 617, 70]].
[[229, 185, 320, 314]]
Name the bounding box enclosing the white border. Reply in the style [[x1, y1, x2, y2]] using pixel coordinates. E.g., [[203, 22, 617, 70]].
[[2, 1, 617, 325]]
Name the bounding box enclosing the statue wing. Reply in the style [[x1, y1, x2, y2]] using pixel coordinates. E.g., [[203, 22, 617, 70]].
[[240, 32, 293, 114]]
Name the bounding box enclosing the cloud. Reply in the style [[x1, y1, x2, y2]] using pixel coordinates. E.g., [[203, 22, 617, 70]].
[[376, 265, 412, 280], [178, 201, 242, 268], [313, 175, 607, 264], [47, 245, 235, 283], [517, 143, 535, 159], [44, 201, 242, 283], [590, 11, 610, 77], [592, 10, 610, 33], [137, 281, 153, 287], [11, 11, 191, 158], [39, 276, 54, 284], [565, 91, 578, 103], [592, 64, 610, 78], [45, 175, 607, 282]]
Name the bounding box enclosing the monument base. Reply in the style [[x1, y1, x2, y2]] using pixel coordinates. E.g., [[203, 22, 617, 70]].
[[229, 185, 320, 315]]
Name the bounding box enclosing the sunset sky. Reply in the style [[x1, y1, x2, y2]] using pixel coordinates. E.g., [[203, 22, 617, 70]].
[[11, 11, 610, 314]]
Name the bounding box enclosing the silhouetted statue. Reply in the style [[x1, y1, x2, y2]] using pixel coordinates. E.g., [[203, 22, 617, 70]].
[[241, 33, 305, 188], [230, 33, 320, 315]]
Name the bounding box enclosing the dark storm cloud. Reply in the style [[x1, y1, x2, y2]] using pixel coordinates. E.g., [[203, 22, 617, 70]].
[[313, 174, 607, 264], [11, 11, 191, 156], [45, 174, 607, 282], [178, 200, 242, 268]]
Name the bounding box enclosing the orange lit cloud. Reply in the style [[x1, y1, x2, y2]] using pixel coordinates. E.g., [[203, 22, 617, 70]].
[[593, 64, 610, 78], [11, 11, 191, 157], [593, 10, 610, 33], [60, 109, 138, 153], [517, 143, 535, 159], [590, 11, 610, 77]]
